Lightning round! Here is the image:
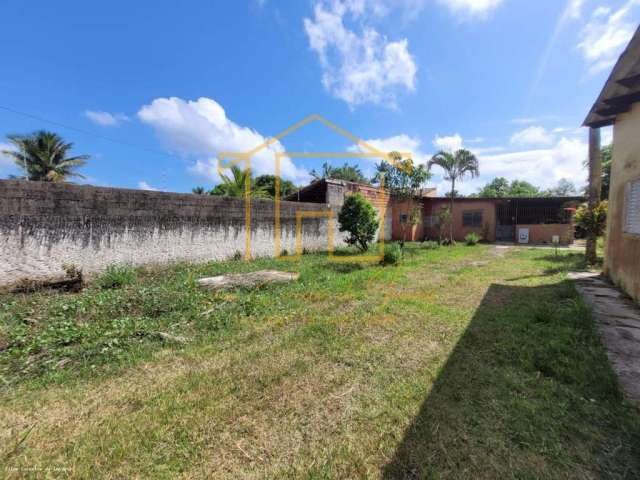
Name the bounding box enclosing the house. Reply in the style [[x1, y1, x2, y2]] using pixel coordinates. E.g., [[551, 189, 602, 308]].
[[290, 178, 581, 245], [584, 26, 640, 303]]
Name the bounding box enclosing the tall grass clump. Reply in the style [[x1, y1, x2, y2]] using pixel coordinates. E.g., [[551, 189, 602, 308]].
[[96, 264, 136, 289]]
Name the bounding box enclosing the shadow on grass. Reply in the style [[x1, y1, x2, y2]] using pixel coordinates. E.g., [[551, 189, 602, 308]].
[[382, 282, 640, 479]]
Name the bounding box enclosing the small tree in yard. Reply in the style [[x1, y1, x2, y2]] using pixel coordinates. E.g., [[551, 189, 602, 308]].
[[338, 193, 378, 252], [374, 152, 430, 251], [575, 201, 608, 239], [428, 149, 479, 245]]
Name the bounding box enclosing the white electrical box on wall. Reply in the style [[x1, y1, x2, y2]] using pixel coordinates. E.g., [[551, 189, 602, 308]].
[[518, 228, 530, 244]]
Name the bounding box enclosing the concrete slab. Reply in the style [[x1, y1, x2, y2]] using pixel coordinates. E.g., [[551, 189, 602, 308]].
[[570, 272, 640, 402]]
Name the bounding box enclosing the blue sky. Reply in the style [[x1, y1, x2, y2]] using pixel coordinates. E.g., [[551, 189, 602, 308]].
[[0, 0, 637, 195]]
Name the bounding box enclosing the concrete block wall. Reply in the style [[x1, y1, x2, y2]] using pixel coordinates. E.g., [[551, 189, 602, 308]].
[[0, 180, 347, 286]]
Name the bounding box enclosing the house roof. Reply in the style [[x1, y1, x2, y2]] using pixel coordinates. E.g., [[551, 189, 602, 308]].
[[427, 196, 585, 202], [584, 26, 640, 128]]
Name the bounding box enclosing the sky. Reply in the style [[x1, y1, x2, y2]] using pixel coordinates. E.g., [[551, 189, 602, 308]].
[[0, 0, 637, 195]]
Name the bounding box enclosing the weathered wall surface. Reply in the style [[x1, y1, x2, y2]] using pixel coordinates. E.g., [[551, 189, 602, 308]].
[[606, 102, 640, 303], [515, 224, 573, 245], [0, 181, 347, 286]]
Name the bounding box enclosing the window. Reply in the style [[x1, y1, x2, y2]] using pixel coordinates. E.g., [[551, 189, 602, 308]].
[[624, 179, 640, 234], [463, 210, 483, 227]]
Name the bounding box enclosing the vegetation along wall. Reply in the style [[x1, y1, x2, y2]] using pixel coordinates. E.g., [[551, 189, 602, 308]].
[[0, 180, 348, 287]]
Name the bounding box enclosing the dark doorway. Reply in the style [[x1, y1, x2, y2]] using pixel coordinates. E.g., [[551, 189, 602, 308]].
[[496, 201, 516, 241]]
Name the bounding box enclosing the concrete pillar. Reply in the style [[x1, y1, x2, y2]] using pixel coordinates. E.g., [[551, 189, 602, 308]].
[[586, 127, 602, 264]]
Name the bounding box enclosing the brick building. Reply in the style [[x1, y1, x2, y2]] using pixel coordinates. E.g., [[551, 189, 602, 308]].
[[291, 178, 582, 245]]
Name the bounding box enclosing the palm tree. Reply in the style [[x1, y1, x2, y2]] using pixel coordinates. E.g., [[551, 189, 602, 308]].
[[210, 165, 268, 198], [3, 131, 89, 182], [192, 186, 206, 195], [428, 149, 479, 244]]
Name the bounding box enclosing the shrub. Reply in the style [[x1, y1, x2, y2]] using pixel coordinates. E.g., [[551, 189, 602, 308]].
[[574, 201, 607, 237], [380, 243, 401, 265], [422, 240, 440, 250], [464, 233, 480, 245], [96, 264, 135, 289], [338, 193, 378, 252], [232, 251, 242, 261]]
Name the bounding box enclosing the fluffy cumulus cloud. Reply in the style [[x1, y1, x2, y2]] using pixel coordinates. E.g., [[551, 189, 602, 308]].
[[578, 0, 640, 74], [303, 1, 417, 108], [357, 127, 587, 196], [84, 110, 130, 126], [510, 126, 554, 146], [435, 0, 503, 18], [429, 134, 588, 195], [137, 97, 309, 184], [432, 133, 464, 152]]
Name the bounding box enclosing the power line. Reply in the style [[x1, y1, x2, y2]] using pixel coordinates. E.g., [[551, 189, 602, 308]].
[[0, 104, 183, 161]]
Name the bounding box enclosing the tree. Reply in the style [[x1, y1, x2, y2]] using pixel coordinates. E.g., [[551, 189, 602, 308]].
[[192, 186, 206, 195], [3, 130, 89, 182], [337, 193, 378, 251], [601, 144, 612, 200], [374, 153, 430, 250], [575, 201, 607, 238], [544, 178, 577, 197], [428, 149, 479, 244], [209, 165, 268, 198], [311, 162, 369, 184], [254, 174, 298, 198], [445, 189, 463, 198], [476, 177, 510, 197], [508, 180, 540, 197]]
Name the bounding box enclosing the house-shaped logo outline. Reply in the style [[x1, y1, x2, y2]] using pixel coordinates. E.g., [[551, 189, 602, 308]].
[[215, 114, 411, 262]]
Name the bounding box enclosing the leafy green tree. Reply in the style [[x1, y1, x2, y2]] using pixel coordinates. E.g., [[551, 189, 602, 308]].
[[544, 178, 577, 197], [575, 201, 607, 237], [428, 149, 479, 244], [192, 186, 206, 195], [337, 193, 378, 251], [508, 180, 540, 197], [476, 177, 510, 197], [445, 189, 463, 198], [375, 153, 430, 250], [601, 144, 612, 200], [209, 166, 268, 198], [254, 174, 298, 198], [311, 162, 369, 184], [3, 130, 89, 182]]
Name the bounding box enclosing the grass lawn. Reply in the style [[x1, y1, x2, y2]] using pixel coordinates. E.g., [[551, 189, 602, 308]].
[[1, 244, 639, 479]]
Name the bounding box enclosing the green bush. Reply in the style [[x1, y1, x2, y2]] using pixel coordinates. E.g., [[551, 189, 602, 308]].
[[421, 240, 440, 250], [464, 233, 480, 246], [338, 193, 378, 252], [381, 243, 401, 265], [96, 264, 136, 289]]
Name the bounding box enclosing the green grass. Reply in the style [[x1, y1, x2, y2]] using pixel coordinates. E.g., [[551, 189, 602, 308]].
[[0, 243, 638, 479]]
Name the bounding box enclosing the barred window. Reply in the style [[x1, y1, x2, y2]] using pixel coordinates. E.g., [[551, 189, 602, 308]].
[[463, 211, 483, 227], [624, 179, 640, 234]]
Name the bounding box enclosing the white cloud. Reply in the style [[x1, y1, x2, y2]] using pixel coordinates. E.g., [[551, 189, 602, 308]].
[[578, 0, 640, 74], [435, 0, 503, 18], [138, 181, 159, 191], [510, 126, 554, 146], [85, 110, 130, 126], [356, 130, 588, 196], [137, 97, 309, 184], [433, 133, 463, 152], [303, 1, 417, 108]]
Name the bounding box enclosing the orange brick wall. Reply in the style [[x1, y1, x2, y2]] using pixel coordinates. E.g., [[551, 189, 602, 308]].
[[515, 224, 574, 245], [421, 199, 497, 242]]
